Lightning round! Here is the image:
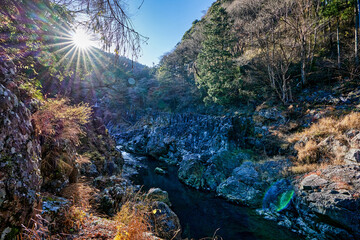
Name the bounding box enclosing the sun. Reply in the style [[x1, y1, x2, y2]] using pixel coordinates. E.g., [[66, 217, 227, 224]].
[[71, 29, 94, 49]]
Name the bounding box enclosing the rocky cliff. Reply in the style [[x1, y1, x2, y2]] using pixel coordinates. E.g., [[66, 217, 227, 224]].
[[0, 57, 127, 239], [115, 113, 253, 159], [0, 59, 42, 239], [115, 113, 256, 190]]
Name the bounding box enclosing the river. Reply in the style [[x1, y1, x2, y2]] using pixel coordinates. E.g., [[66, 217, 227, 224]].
[[122, 152, 302, 240]]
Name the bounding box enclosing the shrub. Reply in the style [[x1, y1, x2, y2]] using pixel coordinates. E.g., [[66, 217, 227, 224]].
[[32, 98, 92, 146]]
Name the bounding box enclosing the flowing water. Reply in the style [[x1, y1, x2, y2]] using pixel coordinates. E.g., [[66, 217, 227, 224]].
[[122, 152, 302, 240]]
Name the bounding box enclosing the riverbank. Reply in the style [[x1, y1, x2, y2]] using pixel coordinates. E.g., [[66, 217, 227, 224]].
[[122, 151, 301, 240], [113, 110, 360, 240]]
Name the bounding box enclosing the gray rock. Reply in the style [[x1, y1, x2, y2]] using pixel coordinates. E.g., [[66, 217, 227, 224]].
[[217, 162, 262, 206], [217, 176, 262, 205], [0, 62, 42, 235], [94, 177, 132, 216], [159, 156, 178, 165], [178, 154, 205, 189], [300, 174, 328, 191], [217, 160, 290, 206], [154, 167, 166, 175], [344, 149, 360, 164], [256, 107, 285, 122], [150, 201, 182, 240], [294, 164, 360, 239], [147, 188, 171, 206], [115, 113, 253, 163], [202, 163, 227, 190], [79, 162, 99, 177]]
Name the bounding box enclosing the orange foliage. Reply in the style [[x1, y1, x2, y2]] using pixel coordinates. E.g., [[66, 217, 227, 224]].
[[32, 98, 91, 146]]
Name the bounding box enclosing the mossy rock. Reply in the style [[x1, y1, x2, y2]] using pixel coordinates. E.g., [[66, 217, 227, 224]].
[[1, 227, 20, 240]]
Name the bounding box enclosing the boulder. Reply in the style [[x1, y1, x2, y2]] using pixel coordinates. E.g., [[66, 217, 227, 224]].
[[150, 201, 182, 240], [147, 188, 171, 206], [254, 107, 285, 123], [217, 159, 290, 207], [154, 167, 167, 175], [300, 174, 328, 191], [79, 162, 99, 177], [217, 162, 263, 206], [41, 196, 70, 234], [294, 165, 360, 239], [344, 149, 360, 164], [94, 177, 132, 216], [147, 135, 168, 158], [178, 154, 205, 189], [178, 151, 252, 191]]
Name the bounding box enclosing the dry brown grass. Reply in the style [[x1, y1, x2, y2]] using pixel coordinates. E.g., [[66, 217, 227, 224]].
[[114, 191, 153, 240], [337, 112, 360, 132], [19, 214, 51, 240], [289, 164, 320, 175], [114, 202, 151, 240], [60, 182, 98, 208], [75, 155, 91, 164], [291, 112, 360, 143], [20, 191, 153, 240], [75, 214, 118, 239], [289, 112, 360, 168], [19, 205, 87, 240], [296, 140, 320, 164], [289, 158, 345, 175]]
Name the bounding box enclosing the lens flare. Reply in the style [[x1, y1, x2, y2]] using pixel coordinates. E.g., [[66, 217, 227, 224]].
[[71, 29, 94, 49], [262, 179, 294, 212], [276, 190, 294, 212]]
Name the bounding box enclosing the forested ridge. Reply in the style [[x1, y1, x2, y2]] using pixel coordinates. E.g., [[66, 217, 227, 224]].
[[152, 0, 360, 111]]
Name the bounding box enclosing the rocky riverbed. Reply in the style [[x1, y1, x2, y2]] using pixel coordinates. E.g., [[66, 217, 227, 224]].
[[113, 112, 360, 240], [120, 151, 300, 240]]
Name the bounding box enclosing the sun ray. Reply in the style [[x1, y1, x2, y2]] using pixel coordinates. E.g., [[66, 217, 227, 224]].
[[64, 46, 79, 72], [84, 49, 105, 87], [56, 45, 77, 67], [53, 43, 75, 55], [87, 48, 111, 70], [71, 29, 94, 49]]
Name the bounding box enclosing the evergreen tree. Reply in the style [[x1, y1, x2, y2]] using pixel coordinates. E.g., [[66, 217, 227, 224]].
[[195, 3, 243, 105]]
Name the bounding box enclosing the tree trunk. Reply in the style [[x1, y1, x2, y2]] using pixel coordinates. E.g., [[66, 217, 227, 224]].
[[301, 37, 307, 86], [337, 18, 341, 69], [356, 2, 359, 66], [329, 22, 333, 48], [310, 28, 317, 69]]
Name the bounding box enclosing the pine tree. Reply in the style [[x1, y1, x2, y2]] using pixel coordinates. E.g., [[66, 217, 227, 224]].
[[195, 3, 243, 105]]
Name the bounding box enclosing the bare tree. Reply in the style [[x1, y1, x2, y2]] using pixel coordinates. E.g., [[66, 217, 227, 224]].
[[282, 0, 323, 86], [54, 0, 148, 59]]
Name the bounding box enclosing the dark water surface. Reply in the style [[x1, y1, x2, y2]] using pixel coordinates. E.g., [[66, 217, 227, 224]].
[[126, 153, 301, 240]]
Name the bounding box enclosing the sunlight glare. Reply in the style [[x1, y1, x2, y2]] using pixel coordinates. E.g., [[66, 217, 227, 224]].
[[71, 29, 93, 49]]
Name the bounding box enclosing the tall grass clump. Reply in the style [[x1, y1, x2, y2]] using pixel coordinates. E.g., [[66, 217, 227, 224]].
[[114, 191, 152, 240]]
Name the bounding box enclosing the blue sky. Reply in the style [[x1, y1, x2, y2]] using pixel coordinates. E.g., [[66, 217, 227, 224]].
[[126, 0, 214, 66]]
